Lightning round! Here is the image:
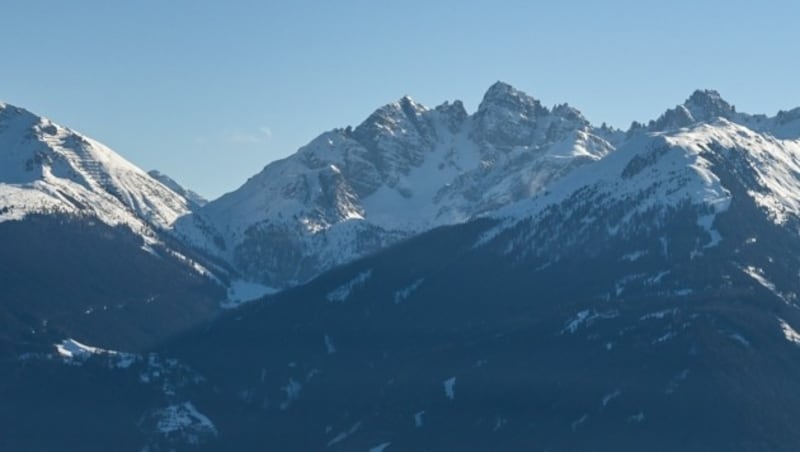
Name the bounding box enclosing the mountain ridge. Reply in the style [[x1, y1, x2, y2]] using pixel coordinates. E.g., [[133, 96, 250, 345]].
[[176, 82, 622, 288], [3, 84, 800, 295], [5, 85, 800, 450], [0, 102, 192, 236], [172, 82, 800, 290]]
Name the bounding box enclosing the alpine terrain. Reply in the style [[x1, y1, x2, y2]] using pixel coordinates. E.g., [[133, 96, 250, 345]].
[[0, 102, 224, 351], [176, 82, 621, 289], [3, 84, 800, 450]]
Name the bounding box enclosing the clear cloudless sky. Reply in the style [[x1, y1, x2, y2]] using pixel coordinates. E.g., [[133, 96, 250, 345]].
[[2, 0, 799, 199]]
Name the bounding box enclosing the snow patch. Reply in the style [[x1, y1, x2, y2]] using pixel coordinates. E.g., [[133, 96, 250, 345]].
[[627, 412, 646, 423], [645, 271, 670, 286], [369, 442, 391, 452], [327, 270, 373, 303], [742, 266, 791, 302], [326, 421, 362, 447], [729, 333, 751, 347], [602, 389, 621, 407], [571, 414, 588, 432], [393, 278, 424, 304], [696, 213, 723, 248], [562, 310, 592, 334], [414, 411, 426, 428], [621, 250, 646, 262], [54, 338, 135, 368], [561, 309, 618, 334], [324, 334, 337, 354], [223, 280, 278, 308], [615, 273, 647, 297], [55, 338, 110, 360], [151, 402, 218, 445], [164, 249, 220, 281], [652, 331, 676, 344], [306, 368, 320, 382], [639, 308, 678, 321], [280, 378, 302, 410], [779, 318, 800, 344], [116, 353, 137, 369], [743, 266, 776, 292], [443, 377, 456, 400]]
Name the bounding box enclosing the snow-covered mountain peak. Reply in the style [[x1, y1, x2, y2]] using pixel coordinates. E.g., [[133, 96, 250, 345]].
[[684, 89, 736, 121], [484, 115, 800, 269], [397, 95, 426, 111], [0, 103, 40, 139], [472, 82, 593, 149], [476, 82, 548, 122], [667, 120, 800, 224], [358, 95, 428, 126], [474, 82, 548, 144], [650, 89, 738, 132], [501, 124, 728, 217], [179, 83, 613, 287], [353, 96, 434, 141], [0, 101, 28, 116], [0, 101, 194, 238], [478, 81, 543, 111], [176, 84, 800, 290]]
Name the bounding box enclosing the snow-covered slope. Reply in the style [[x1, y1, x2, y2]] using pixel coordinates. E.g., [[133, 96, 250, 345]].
[[148, 170, 208, 210], [649, 89, 800, 141], [0, 102, 193, 242], [177, 82, 617, 287], [483, 95, 800, 272]]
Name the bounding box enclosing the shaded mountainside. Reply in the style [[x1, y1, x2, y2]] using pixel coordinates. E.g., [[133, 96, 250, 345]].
[[158, 222, 800, 451], [9, 207, 800, 451], [8, 109, 800, 450], [0, 214, 223, 353]]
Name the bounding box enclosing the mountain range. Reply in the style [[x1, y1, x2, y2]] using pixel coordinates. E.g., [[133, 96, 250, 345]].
[[175, 82, 621, 288], [3, 83, 800, 450]]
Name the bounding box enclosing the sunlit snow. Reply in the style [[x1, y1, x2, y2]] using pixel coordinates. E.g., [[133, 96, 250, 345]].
[[779, 318, 800, 344], [223, 280, 278, 308]]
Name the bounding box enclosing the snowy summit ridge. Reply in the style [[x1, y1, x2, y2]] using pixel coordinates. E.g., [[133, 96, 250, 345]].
[[176, 82, 800, 289], [177, 81, 616, 287], [0, 102, 198, 247], [4, 83, 800, 295]]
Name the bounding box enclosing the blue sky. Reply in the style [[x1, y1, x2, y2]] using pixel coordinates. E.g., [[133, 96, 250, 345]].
[[3, 0, 799, 199]]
